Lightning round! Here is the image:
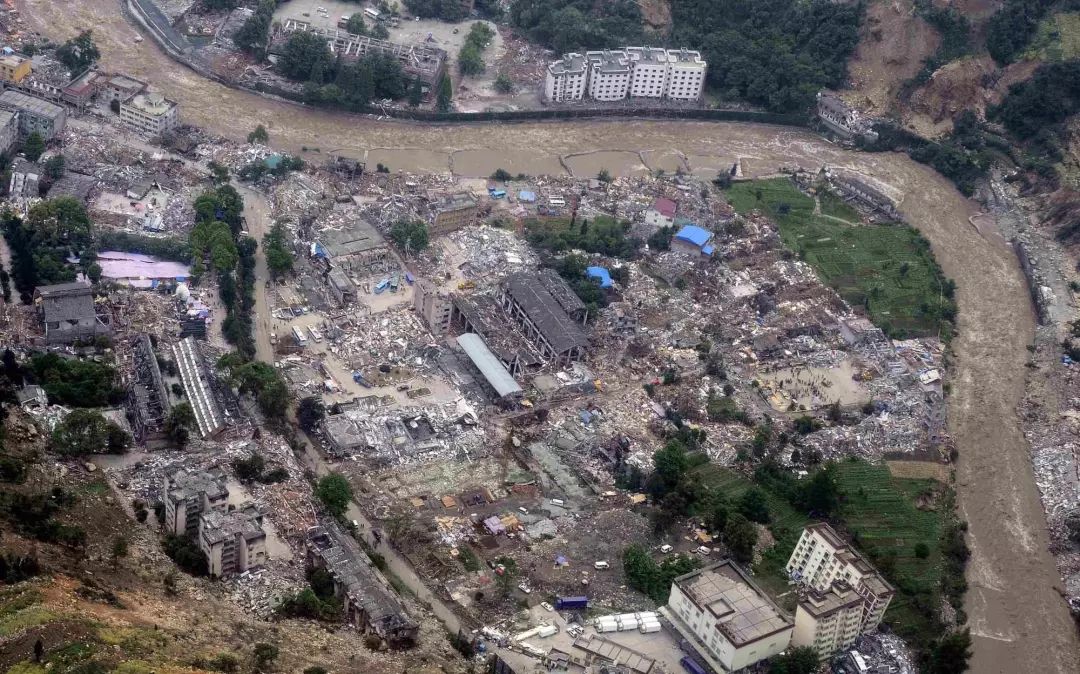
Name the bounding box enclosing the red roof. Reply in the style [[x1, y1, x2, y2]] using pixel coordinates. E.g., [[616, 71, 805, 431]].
[[651, 197, 677, 218]]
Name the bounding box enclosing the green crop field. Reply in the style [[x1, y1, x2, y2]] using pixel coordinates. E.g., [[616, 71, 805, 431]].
[[1026, 12, 1080, 62], [725, 178, 956, 338]]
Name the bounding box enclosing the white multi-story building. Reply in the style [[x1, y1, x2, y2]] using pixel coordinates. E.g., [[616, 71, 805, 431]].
[[626, 47, 669, 98], [666, 49, 707, 101], [199, 504, 267, 578], [792, 580, 865, 658], [666, 560, 793, 673], [543, 53, 587, 103], [586, 50, 631, 102], [119, 92, 180, 137], [785, 523, 895, 634]]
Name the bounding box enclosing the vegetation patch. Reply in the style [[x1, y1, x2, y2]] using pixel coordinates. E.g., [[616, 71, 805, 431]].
[[524, 215, 639, 259], [725, 179, 956, 339], [1025, 11, 1080, 61]]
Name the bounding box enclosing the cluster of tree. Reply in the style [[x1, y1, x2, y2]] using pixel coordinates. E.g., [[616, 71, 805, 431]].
[[490, 168, 527, 182], [867, 115, 990, 197], [766, 647, 820, 674], [404, 0, 470, 22], [526, 216, 640, 259], [29, 352, 124, 407], [509, 0, 643, 55], [647, 225, 675, 252], [550, 252, 609, 313], [263, 221, 294, 278], [51, 409, 131, 457], [231, 452, 289, 484], [622, 544, 700, 603], [218, 354, 290, 419], [939, 520, 971, 622], [992, 59, 1080, 141], [278, 567, 343, 621], [985, 0, 1059, 65], [388, 219, 430, 254], [459, 22, 495, 76], [96, 231, 192, 263], [0, 553, 42, 584], [345, 12, 390, 39], [3, 198, 96, 302], [0, 487, 86, 549], [234, 0, 276, 55], [55, 30, 99, 74], [240, 154, 305, 183], [751, 461, 841, 518], [278, 32, 408, 110], [297, 396, 325, 433], [315, 472, 352, 518], [903, 1, 971, 94], [23, 132, 45, 162], [202, 0, 239, 9], [706, 388, 750, 424], [163, 533, 208, 576], [164, 402, 196, 448], [670, 0, 862, 113]]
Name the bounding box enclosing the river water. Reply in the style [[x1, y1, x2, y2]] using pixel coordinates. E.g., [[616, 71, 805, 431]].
[[22, 1, 1080, 669]]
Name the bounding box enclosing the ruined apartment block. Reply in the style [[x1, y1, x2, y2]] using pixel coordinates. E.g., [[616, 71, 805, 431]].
[[429, 191, 478, 236], [172, 336, 227, 439], [414, 278, 453, 335], [125, 333, 172, 444], [306, 521, 418, 643], [498, 272, 589, 367], [199, 504, 267, 578], [162, 466, 229, 537]]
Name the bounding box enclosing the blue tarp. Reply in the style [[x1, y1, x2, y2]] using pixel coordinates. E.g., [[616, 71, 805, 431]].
[[265, 154, 283, 169], [675, 224, 712, 247], [518, 190, 537, 202], [586, 266, 612, 288], [313, 242, 329, 258], [701, 244, 715, 256], [489, 189, 506, 198]]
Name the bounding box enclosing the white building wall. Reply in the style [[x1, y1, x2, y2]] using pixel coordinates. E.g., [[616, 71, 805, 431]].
[[544, 68, 586, 102], [666, 61, 706, 100], [588, 69, 630, 101], [644, 209, 674, 229], [630, 61, 668, 98]]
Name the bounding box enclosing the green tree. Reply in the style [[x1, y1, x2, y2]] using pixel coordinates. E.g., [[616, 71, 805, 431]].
[[234, 0, 276, 54], [407, 77, 423, 107], [297, 396, 325, 433], [248, 124, 269, 144], [23, 132, 45, 162], [280, 31, 332, 82], [43, 155, 65, 180], [207, 161, 230, 185], [738, 488, 771, 524], [597, 168, 613, 183], [111, 536, 128, 563], [436, 73, 452, 112], [263, 222, 294, 278], [923, 629, 973, 674], [86, 262, 102, 284], [346, 13, 367, 35], [164, 402, 196, 447], [253, 642, 279, 670], [389, 219, 429, 253], [650, 440, 689, 496], [494, 72, 514, 94], [55, 30, 99, 73], [768, 646, 819, 674], [316, 473, 352, 517], [51, 409, 131, 456], [723, 512, 757, 564], [459, 43, 485, 76]]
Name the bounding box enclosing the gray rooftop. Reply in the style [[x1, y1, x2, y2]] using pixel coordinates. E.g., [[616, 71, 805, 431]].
[[587, 50, 630, 74], [172, 337, 225, 438], [319, 218, 386, 257], [537, 268, 586, 316], [504, 273, 588, 354], [200, 505, 265, 544], [166, 466, 228, 503], [328, 267, 353, 292], [675, 560, 793, 647], [627, 47, 668, 64], [457, 333, 522, 398], [36, 282, 95, 323], [548, 53, 585, 76], [435, 192, 477, 212], [668, 48, 704, 64], [0, 89, 64, 119]]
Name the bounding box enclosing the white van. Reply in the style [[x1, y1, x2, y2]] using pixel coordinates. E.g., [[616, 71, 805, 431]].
[[660, 544, 673, 553], [593, 561, 610, 570]]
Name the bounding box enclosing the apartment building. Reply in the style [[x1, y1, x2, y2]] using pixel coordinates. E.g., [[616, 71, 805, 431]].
[[430, 191, 477, 235], [0, 109, 19, 157], [626, 47, 669, 98], [414, 278, 453, 335], [199, 505, 267, 578], [786, 523, 895, 633], [792, 580, 865, 658], [0, 89, 66, 140], [586, 50, 631, 102], [666, 49, 707, 101], [162, 467, 229, 536], [543, 53, 586, 103], [0, 54, 31, 84], [119, 92, 179, 136], [666, 560, 793, 672]]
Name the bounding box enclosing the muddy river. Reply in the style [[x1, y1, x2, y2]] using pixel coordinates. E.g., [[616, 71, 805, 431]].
[[24, 0, 1080, 670]]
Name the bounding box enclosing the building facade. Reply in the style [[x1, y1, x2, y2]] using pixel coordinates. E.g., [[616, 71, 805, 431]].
[[0, 90, 66, 140], [666, 560, 793, 672], [163, 467, 229, 537], [645, 197, 676, 229], [626, 47, 669, 98], [34, 282, 111, 345], [543, 53, 586, 103], [586, 50, 631, 102], [199, 505, 267, 577], [414, 278, 454, 335], [666, 49, 707, 101], [430, 191, 477, 235], [0, 109, 18, 156], [0, 54, 31, 84], [792, 580, 865, 658], [786, 523, 895, 634], [119, 92, 180, 136]]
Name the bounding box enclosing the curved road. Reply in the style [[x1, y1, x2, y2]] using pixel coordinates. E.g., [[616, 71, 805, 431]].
[[25, 1, 1080, 670]]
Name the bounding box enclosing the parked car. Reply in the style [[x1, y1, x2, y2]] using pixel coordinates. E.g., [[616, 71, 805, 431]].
[[660, 544, 673, 553]]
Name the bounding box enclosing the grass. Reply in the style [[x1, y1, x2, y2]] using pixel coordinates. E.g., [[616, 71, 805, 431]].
[[818, 189, 861, 223], [1026, 12, 1080, 62], [725, 178, 955, 338]]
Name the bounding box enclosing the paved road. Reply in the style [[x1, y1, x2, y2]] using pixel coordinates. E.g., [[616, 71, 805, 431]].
[[24, 2, 1080, 670]]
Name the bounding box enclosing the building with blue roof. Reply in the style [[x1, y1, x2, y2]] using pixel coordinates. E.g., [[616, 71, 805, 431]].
[[673, 224, 714, 256], [586, 266, 612, 289]]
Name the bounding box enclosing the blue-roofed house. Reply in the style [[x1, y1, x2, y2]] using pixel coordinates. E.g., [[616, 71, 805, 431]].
[[673, 224, 714, 256], [586, 266, 612, 288]]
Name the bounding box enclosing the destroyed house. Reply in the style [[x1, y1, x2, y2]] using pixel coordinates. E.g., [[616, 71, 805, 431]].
[[537, 268, 588, 323], [275, 19, 447, 94], [172, 336, 226, 438], [430, 192, 477, 235], [499, 273, 588, 366], [828, 173, 898, 219], [307, 522, 418, 643], [456, 333, 523, 399], [452, 294, 543, 376], [316, 219, 392, 273], [199, 504, 267, 578], [126, 333, 172, 443], [34, 282, 111, 345], [163, 466, 229, 537]]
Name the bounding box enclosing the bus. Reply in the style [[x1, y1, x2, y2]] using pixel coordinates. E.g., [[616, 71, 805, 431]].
[[292, 326, 308, 347]]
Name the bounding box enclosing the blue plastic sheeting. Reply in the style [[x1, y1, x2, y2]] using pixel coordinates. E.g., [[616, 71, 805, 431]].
[[518, 190, 537, 202], [586, 266, 612, 288], [675, 224, 712, 247], [701, 244, 715, 256]]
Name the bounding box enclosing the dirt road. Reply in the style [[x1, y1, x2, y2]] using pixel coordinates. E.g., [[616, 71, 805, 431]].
[[23, 1, 1080, 670]]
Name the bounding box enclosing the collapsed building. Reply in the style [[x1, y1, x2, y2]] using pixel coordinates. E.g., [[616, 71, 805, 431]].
[[498, 271, 589, 367], [172, 336, 227, 438], [315, 217, 394, 276], [322, 401, 482, 464], [34, 282, 111, 345], [823, 169, 899, 220], [162, 466, 229, 537], [429, 192, 478, 236], [274, 19, 447, 95], [816, 92, 878, 144], [125, 333, 173, 444], [199, 504, 267, 578], [306, 521, 419, 643]]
